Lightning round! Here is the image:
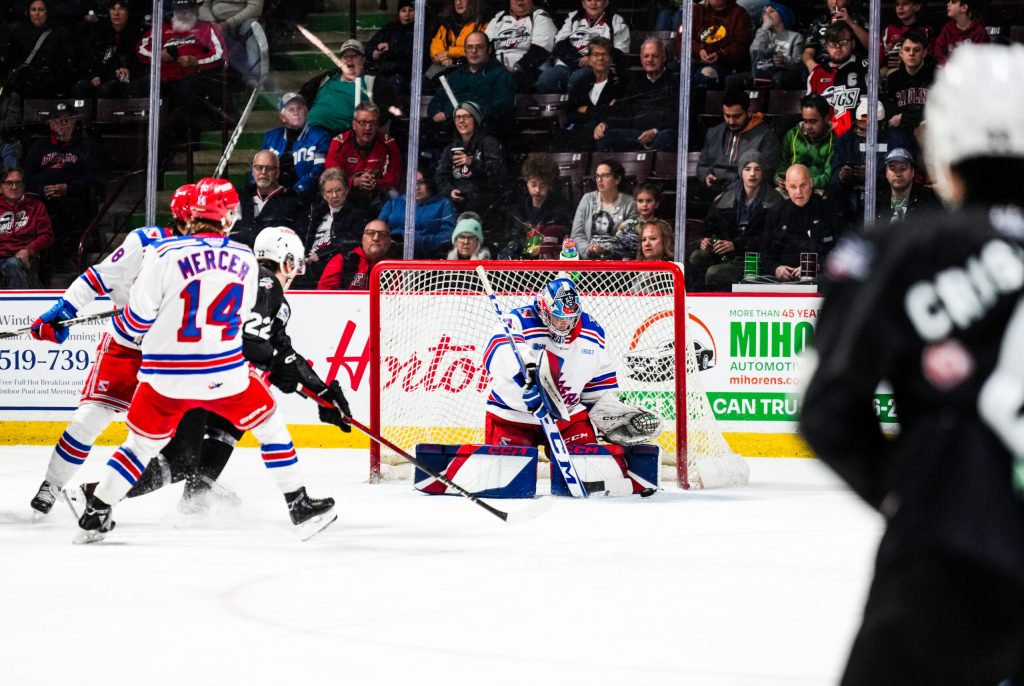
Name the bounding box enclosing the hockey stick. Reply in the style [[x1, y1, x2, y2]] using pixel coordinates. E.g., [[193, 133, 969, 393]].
[[299, 387, 551, 524], [214, 74, 266, 179], [474, 265, 588, 498], [0, 308, 120, 340]]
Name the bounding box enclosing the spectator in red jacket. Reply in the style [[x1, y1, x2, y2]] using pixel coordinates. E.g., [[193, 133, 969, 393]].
[[0, 168, 54, 289], [932, 0, 988, 66], [324, 102, 402, 214], [316, 219, 396, 290], [687, 0, 753, 90]]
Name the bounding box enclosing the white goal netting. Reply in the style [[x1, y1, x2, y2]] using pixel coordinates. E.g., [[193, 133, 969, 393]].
[[369, 260, 748, 489]]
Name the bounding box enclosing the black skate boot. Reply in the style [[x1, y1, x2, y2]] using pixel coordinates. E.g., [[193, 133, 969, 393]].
[[30, 480, 59, 518], [73, 495, 116, 544], [61, 482, 97, 520], [285, 487, 337, 541], [177, 471, 242, 516]]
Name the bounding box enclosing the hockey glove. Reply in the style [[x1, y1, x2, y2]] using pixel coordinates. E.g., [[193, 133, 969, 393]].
[[317, 380, 351, 432], [521, 364, 554, 420], [30, 299, 78, 344], [268, 352, 301, 393]]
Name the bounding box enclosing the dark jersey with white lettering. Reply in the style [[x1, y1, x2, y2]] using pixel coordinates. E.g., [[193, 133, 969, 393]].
[[800, 205, 1024, 583]]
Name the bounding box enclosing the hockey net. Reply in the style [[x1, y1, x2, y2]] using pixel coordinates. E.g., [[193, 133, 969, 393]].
[[369, 260, 748, 489]]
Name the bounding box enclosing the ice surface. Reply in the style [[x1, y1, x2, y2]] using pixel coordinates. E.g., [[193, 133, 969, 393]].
[[0, 448, 881, 685]]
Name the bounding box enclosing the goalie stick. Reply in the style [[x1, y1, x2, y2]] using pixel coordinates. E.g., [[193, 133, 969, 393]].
[[474, 265, 588, 498], [0, 308, 120, 340], [299, 387, 552, 524]]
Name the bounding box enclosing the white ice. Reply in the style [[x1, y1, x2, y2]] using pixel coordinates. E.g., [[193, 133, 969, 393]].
[[0, 448, 881, 686]]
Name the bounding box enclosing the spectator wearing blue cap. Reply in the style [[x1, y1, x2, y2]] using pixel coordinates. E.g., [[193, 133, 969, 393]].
[[260, 92, 331, 204], [749, 3, 804, 89], [876, 147, 938, 223]]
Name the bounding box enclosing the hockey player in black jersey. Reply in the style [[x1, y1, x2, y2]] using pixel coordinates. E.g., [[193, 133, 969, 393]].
[[800, 44, 1024, 685]]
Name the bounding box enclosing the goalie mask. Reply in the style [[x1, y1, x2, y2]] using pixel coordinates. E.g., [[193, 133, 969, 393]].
[[535, 278, 582, 340], [254, 226, 306, 288]]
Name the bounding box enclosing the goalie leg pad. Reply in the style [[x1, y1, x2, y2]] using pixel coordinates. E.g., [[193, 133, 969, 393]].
[[550, 444, 660, 496], [414, 444, 538, 499]]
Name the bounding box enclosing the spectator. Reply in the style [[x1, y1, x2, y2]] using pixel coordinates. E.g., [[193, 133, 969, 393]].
[[802, 0, 869, 72], [880, 0, 932, 76], [7, 0, 77, 98], [365, 0, 419, 94], [302, 39, 400, 136], [0, 168, 53, 289], [446, 211, 493, 260], [876, 147, 939, 223], [565, 36, 625, 151], [436, 101, 508, 223], [316, 219, 396, 290], [378, 169, 458, 258], [932, 0, 988, 66], [22, 106, 105, 269], [135, 0, 227, 108], [883, 30, 934, 135], [636, 218, 674, 261], [596, 37, 679, 153], [807, 22, 867, 138], [198, 0, 269, 87], [696, 88, 781, 198], [71, 1, 142, 99], [570, 159, 638, 259], [744, 2, 805, 90], [484, 0, 557, 91], [691, 150, 780, 291], [612, 181, 664, 260], [295, 168, 368, 289], [324, 102, 402, 214], [761, 164, 839, 282], [536, 0, 629, 94], [688, 0, 753, 90], [427, 0, 488, 82], [499, 153, 572, 259], [0, 75, 22, 169], [427, 31, 515, 134], [775, 93, 836, 192], [260, 92, 331, 204], [231, 149, 302, 247]]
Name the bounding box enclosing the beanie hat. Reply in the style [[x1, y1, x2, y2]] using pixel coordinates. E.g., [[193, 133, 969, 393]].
[[737, 149, 764, 172], [452, 217, 484, 245], [455, 101, 483, 126], [396, 0, 415, 10], [767, 2, 795, 30]]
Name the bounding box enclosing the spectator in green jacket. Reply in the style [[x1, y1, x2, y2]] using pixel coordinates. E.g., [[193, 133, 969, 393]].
[[775, 93, 836, 194]]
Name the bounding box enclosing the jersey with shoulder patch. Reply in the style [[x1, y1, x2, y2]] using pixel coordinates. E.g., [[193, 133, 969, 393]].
[[62, 226, 175, 350], [483, 305, 617, 424], [800, 205, 1024, 585], [124, 233, 258, 400]]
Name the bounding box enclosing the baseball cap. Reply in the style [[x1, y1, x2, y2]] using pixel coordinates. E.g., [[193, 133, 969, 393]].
[[339, 39, 364, 56], [170, 0, 201, 9], [884, 148, 915, 167], [277, 92, 305, 111], [47, 102, 75, 120], [856, 98, 885, 120]]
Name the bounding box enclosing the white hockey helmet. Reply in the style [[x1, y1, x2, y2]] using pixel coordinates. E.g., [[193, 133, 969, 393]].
[[925, 44, 1024, 205], [254, 226, 306, 281]]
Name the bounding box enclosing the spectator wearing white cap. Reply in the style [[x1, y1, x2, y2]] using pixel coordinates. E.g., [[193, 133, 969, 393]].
[[876, 147, 938, 223], [260, 92, 331, 204], [302, 38, 401, 136]]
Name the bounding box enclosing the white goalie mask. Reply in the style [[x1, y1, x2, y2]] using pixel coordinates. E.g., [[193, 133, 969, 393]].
[[254, 226, 306, 286]]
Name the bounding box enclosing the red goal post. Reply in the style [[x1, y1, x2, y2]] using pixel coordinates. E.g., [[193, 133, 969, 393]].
[[368, 260, 747, 489]]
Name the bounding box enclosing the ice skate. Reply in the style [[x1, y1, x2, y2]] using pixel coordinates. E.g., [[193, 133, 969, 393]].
[[73, 496, 116, 544], [286, 487, 336, 541], [177, 472, 242, 517], [61, 482, 97, 520], [30, 480, 59, 519]]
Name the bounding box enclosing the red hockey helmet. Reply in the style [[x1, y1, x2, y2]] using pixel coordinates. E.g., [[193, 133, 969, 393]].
[[169, 183, 197, 224], [190, 177, 240, 231]]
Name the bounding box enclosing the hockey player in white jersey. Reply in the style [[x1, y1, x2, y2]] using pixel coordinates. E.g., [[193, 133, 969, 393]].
[[27, 183, 197, 517], [483, 277, 660, 457], [74, 177, 336, 543]]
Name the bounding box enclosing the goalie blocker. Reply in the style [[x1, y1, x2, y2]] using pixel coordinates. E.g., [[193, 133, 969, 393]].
[[414, 443, 660, 498]]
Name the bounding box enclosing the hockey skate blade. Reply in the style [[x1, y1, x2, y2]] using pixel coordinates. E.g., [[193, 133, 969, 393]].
[[502, 496, 553, 524], [72, 521, 115, 545], [295, 508, 338, 542]]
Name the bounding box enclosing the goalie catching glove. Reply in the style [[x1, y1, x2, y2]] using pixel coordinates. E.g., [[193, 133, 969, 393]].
[[590, 393, 663, 446], [29, 299, 78, 344]]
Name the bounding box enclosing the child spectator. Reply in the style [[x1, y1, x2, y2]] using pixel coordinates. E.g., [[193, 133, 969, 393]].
[[932, 0, 988, 67], [734, 2, 804, 90], [880, 0, 932, 76], [884, 30, 934, 135]]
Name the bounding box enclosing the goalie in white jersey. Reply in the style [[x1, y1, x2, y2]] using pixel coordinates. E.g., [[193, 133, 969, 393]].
[[483, 277, 661, 454], [74, 177, 336, 543]]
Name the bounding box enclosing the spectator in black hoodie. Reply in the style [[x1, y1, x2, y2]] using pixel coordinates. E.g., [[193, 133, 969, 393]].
[[883, 30, 934, 137], [365, 0, 420, 95], [71, 0, 142, 98]]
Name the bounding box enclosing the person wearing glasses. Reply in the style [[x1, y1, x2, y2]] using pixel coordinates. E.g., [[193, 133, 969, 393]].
[[446, 212, 493, 260], [325, 102, 403, 214], [292, 168, 368, 289], [436, 100, 508, 224], [536, 0, 629, 95], [426, 31, 515, 133], [570, 159, 637, 260], [807, 22, 867, 137], [231, 149, 302, 247], [316, 219, 397, 290], [0, 167, 53, 289], [801, 0, 868, 74], [564, 36, 625, 151]]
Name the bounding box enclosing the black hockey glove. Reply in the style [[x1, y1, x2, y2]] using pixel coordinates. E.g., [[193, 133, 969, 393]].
[[268, 352, 301, 393], [317, 380, 352, 432]]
